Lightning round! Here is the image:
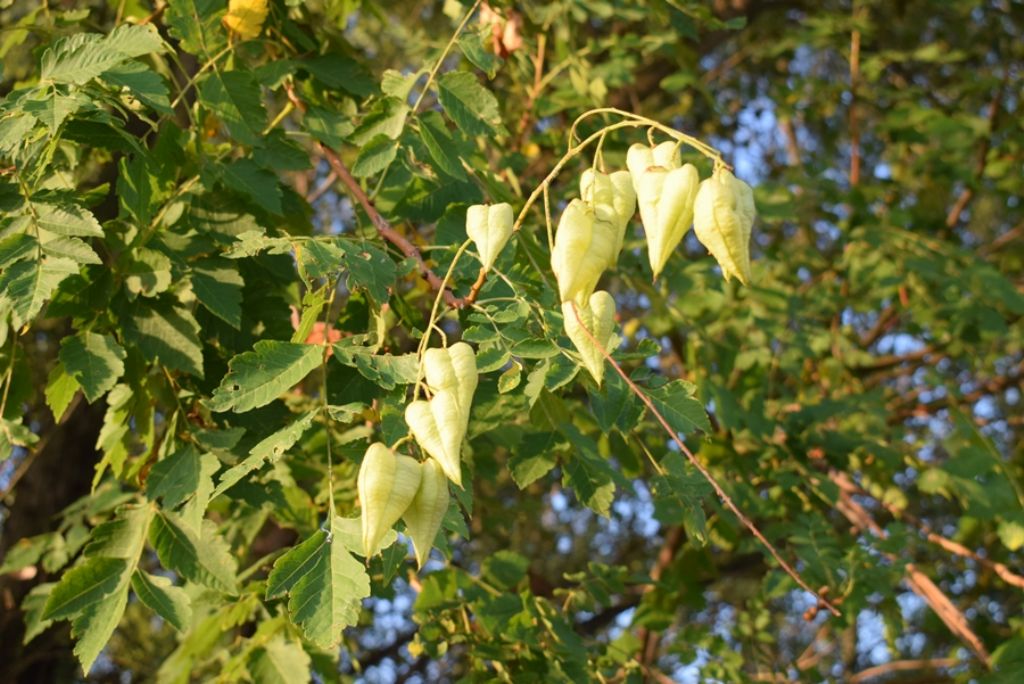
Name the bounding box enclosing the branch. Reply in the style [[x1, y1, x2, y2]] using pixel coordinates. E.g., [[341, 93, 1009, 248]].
[[848, 8, 862, 187], [320, 146, 462, 308], [945, 71, 1009, 228], [569, 302, 841, 617], [849, 658, 958, 684]]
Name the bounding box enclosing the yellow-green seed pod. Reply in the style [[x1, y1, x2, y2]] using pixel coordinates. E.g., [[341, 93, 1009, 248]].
[[562, 290, 616, 386], [693, 168, 756, 285], [402, 459, 449, 568], [550, 199, 617, 304], [581, 169, 636, 265], [358, 443, 422, 557], [405, 342, 478, 487], [626, 142, 699, 279], [466, 203, 514, 271]]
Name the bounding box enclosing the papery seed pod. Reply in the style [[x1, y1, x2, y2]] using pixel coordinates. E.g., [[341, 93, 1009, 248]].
[[562, 290, 617, 386], [358, 443, 422, 557], [550, 199, 617, 304], [581, 169, 636, 266], [626, 142, 699, 279], [466, 203, 514, 271], [402, 459, 449, 568], [693, 168, 756, 285], [405, 343, 478, 487]]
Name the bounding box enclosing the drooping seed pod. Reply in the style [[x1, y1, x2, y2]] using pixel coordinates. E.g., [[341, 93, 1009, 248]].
[[405, 342, 478, 487], [580, 169, 636, 265], [626, 142, 700, 279], [466, 203, 514, 271], [550, 199, 617, 304], [402, 459, 449, 569], [562, 290, 617, 386], [358, 443, 422, 557], [693, 168, 756, 285]]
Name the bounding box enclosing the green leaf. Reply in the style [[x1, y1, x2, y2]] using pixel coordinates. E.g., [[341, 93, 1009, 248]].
[[250, 637, 313, 684], [126, 299, 204, 377], [645, 380, 710, 435], [131, 570, 192, 633], [147, 445, 204, 509], [212, 410, 317, 497], [220, 158, 283, 215], [330, 345, 419, 390], [124, 248, 173, 299], [198, 70, 267, 146], [303, 54, 375, 97], [437, 71, 504, 136], [338, 239, 397, 303], [30, 201, 103, 237], [21, 583, 56, 645], [165, 0, 225, 56], [418, 110, 468, 180], [265, 519, 370, 648], [42, 556, 130, 621], [559, 423, 616, 516], [44, 361, 80, 420], [149, 513, 238, 593], [207, 341, 322, 413], [38, 235, 101, 265], [508, 431, 559, 488], [71, 582, 129, 674], [191, 259, 244, 329], [0, 233, 37, 270], [350, 97, 409, 145], [58, 331, 126, 403], [458, 27, 502, 78], [0, 256, 79, 328], [102, 62, 172, 114], [351, 134, 399, 178]]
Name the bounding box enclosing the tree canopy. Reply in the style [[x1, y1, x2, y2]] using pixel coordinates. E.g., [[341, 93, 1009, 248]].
[[0, 1, 1022, 682]]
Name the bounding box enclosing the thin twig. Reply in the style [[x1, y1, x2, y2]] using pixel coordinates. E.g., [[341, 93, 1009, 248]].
[[320, 146, 461, 308], [849, 658, 958, 683], [848, 6, 862, 187], [569, 301, 841, 617]]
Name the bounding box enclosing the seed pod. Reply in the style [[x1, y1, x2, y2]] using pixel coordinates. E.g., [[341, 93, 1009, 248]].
[[562, 290, 616, 386], [626, 142, 699, 279], [466, 203, 514, 271], [580, 169, 636, 264], [405, 342, 478, 486], [550, 199, 617, 304], [358, 443, 422, 557], [693, 168, 756, 285], [402, 459, 449, 568]]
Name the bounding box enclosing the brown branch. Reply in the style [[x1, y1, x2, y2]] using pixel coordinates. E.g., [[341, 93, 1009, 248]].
[[828, 470, 1024, 591], [569, 302, 841, 617], [825, 472, 992, 668], [849, 658, 958, 683], [305, 169, 338, 204], [515, 34, 547, 146], [319, 146, 461, 308], [848, 8, 862, 187], [636, 525, 686, 674], [945, 71, 1009, 228]]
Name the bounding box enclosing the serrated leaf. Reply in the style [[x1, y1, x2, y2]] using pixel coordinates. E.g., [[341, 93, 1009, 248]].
[[0, 232, 37, 269], [58, 331, 126, 403], [131, 570, 192, 633], [207, 341, 321, 413], [250, 636, 312, 684], [645, 380, 710, 436], [266, 519, 370, 648], [45, 361, 80, 420], [418, 110, 467, 180], [303, 54, 375, 97], [0, 256, 79, 328], [165, 0, 226, 56], [191, 259, 244, 328], [437, 71, 504, 136], [71, 582, 129, 674], [508, 431, 559, 488], [42, 556, 130, 621], [103, 61, 173, 114], [149, 513, 238, 593], [29, 202, 103, 237], [198, 70, 267, 146], [330, 345, 418, 390], [147, 445, 203, 509], [212, 410, 317, 497], [351, 134, 399, 178], [220, 158, 283, 215], [21, 583, 56, 644], [126, 299, 204, 377], [38, 234, 101, 265], [350, 97, 409, 145]]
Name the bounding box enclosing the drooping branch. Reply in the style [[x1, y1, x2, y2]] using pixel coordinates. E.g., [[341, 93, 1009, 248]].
[[569, 302, 842, 618]]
